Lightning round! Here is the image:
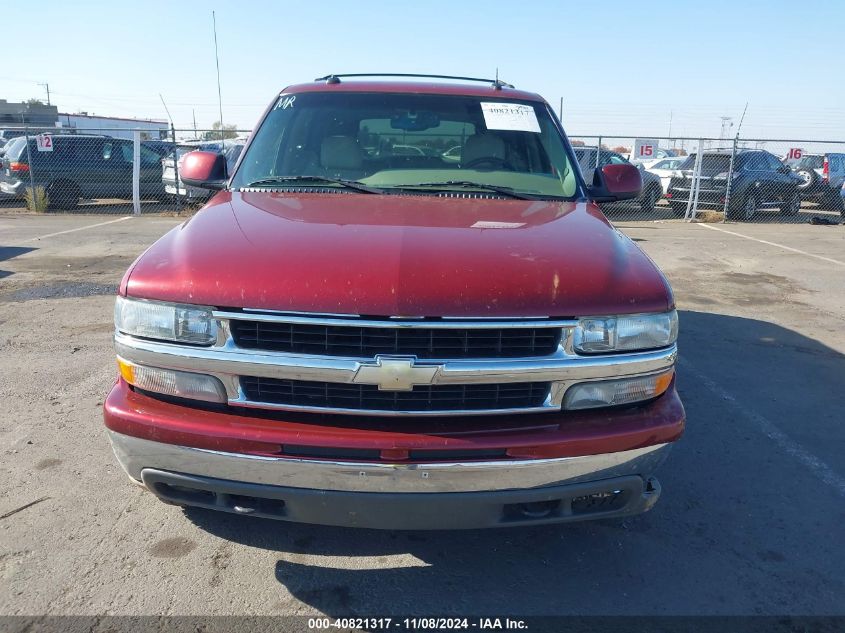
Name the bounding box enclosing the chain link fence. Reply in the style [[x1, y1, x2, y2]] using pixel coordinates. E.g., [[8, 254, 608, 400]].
[[1, 126, 842, 223], [0, 127, 250, 214], [570, 135, 845, 224]]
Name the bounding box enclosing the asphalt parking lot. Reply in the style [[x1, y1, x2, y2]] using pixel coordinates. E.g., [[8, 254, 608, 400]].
[[1, 212, 843, 617]]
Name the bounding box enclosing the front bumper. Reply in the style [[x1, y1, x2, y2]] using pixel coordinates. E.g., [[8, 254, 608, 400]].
[[105, 377, 683, 528], [0, 180, 23, 196], [141, 468, 662, 530], [110, 431, 669, 529]]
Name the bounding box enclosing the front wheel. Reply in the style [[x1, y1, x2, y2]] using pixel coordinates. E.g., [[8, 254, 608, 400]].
[[669, 201, 687, 217], [728, 192, 757, 221], [641, 186, 660, 212], [782, 191, 800, 216]]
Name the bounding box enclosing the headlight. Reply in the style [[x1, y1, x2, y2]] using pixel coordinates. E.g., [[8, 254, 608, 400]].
[[573, 310, 678, 354], [118, 357, 226, 403], [115, 296, 216, 345], [564, 369, 674, 410]]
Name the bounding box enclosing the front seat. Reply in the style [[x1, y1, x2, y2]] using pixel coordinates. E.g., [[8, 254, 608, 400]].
[[461, 133, 507, 169], [320, 135, 363, 178]]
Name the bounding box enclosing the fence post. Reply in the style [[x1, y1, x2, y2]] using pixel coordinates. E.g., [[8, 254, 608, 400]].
[[171, 125, 182, 213], [596, 136, 602, 170], [23, 124, 37, 203], [722, 136, 739, 222], [685, 140, 703, 221], [132, 130, 141, 216]]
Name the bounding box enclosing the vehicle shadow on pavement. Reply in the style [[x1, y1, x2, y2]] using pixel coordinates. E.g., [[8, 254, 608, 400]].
[[0, 245, 35, 279], [184, 310, 845, 616]]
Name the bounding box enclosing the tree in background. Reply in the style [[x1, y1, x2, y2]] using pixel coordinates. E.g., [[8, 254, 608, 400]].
[[570, 139, 585, 146], [25, 98, 45, 106], [612, 146, 631, 154], [203, 121, 239, 140]]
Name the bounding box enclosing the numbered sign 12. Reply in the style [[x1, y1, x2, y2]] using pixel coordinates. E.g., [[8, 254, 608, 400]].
[[36, 134, 53, 152]]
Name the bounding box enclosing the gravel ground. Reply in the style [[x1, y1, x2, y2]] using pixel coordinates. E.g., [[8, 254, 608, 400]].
[[0, 212, 843, 618]]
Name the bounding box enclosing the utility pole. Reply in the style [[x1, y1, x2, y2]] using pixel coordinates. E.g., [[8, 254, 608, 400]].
[[38, 82, 50, 106], [558, 97, 563, 122], [668, 111, 673, 138], [212, 10, 225, 143]]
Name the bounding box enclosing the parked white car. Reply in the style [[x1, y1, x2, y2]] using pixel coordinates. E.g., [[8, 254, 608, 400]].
[[642, 156, 687, 193], [162, 138, 246, 201]]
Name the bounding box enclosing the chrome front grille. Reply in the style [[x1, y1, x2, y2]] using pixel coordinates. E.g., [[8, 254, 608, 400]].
[[229, 318, 561, 359], [240, 376, 551, 413], [114, 310, 677, 417]]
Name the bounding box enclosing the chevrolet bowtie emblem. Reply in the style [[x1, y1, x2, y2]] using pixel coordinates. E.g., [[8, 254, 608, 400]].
[[352, 356, 441, 391]]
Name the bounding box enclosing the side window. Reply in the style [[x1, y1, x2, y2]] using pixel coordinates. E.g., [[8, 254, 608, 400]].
[[140, 146, 162, 166], [764, 153, 782, 171], [120, 143, 134, 163], [745, 154, 764, 170], [103, 142, 114, 161], [608, 153, 628, 165]]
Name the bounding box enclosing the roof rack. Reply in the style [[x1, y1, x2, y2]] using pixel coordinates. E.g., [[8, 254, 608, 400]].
[[314, 73, 514, 90]]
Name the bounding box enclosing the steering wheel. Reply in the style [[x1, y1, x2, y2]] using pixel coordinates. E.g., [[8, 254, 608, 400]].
[[462, 156, 515, 171]]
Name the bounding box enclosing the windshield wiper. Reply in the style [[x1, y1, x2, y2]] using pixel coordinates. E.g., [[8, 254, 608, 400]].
[[389, 181, 538, 200], [243, 175, 383, 194]]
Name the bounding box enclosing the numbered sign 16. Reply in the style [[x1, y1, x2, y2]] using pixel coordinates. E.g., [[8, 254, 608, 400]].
[[787, 148, 803, 160]]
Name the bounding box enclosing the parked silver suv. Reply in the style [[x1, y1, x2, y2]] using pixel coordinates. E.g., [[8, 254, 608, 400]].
[[792, 153, 845, 212]]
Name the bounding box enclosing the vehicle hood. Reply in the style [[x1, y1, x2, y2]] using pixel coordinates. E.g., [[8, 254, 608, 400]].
[[124, 191, 672, 317]]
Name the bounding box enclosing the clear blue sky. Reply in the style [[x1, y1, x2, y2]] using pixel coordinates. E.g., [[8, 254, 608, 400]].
[[3, 0, 843, 141]]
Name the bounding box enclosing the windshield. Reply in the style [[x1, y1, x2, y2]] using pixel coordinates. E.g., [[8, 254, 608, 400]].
[[679, 154, 733, 172], [796, 155, 823, 170], [231, 92, 578, 198], [3, 136, 27, 161]]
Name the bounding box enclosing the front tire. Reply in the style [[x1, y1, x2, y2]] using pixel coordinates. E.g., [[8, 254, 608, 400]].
[[728, 192, 757, 221], [782, 191, 800, 216], [669, 201, 687, 217], [641, 186, 660, 212]]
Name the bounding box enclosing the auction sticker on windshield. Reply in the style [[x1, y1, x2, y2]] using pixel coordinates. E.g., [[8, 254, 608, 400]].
[[480, 103, 541, 133]]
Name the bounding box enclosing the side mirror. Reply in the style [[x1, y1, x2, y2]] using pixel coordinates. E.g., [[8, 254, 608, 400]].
[[588, 163, 642, 202], [179, 150, 228, 190]]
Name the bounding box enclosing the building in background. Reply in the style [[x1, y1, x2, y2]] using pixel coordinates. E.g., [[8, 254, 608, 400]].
[[57, 113, 168, 140], [0, 99, 58, 127]]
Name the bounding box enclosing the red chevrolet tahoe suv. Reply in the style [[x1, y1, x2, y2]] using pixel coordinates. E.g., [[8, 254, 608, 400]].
[[104, 74, 684, 529]]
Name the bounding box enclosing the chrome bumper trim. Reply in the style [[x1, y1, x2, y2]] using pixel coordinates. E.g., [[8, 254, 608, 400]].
[[114, 332, 676, 415], [108, 431, 672, 494]]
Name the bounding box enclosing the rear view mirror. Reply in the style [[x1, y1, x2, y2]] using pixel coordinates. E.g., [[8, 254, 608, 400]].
[[390, 110, 440, 131], [587, 163, 642, 202], [179, 151, 228, 190]]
